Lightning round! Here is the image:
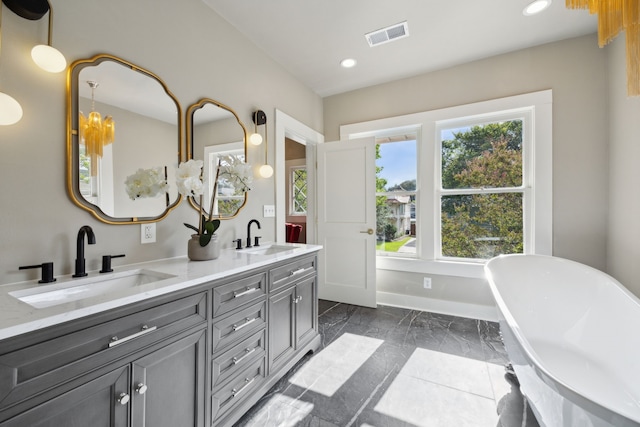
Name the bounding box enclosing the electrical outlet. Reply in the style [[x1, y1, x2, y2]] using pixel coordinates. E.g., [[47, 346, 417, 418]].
[[423, 277, 432, 289], [141, 223, 156, 244], [263, 205, 275, 217]]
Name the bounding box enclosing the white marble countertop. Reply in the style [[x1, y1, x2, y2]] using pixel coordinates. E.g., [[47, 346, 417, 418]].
[[0, 243, 322, 341]]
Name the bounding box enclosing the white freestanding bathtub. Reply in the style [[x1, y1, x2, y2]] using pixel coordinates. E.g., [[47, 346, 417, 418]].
[[485, 254, 640, 427]]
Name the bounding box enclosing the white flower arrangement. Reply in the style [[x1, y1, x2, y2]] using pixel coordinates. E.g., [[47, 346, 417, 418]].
[[176, 159, 204, 197], [218, 155, 252, 193], [176, 156, 252, 247], [124, 167, 169, 200]]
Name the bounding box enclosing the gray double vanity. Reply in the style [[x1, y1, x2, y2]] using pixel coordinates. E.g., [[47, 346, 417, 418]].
[[0, 50, 321, 426], [0, 244, 321, 426]]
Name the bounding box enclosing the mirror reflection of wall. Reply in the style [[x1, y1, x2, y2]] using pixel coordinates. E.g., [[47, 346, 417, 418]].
[[78, 97, 177, 217], [285, 138, 307, 243]]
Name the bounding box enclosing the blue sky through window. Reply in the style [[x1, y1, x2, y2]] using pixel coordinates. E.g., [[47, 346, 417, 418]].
[[376, 140, 417, 189]]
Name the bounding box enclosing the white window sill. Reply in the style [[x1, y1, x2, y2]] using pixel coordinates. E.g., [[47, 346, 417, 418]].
[[376, 256, 486, 279]]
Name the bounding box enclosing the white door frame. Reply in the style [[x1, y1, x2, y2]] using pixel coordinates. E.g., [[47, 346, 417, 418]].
[[274, 110, 324, 243]]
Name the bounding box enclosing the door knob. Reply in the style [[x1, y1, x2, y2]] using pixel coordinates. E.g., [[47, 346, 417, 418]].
[[360, 229, 374, 235]]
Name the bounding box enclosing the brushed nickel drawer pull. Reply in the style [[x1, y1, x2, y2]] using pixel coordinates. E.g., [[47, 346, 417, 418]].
[[232, 317, 257, 331], [231, 377, 254, 397], [233, 287, 259, 298], [109, 325, 157, 348], [232, 347, 256, 365], [293, 295, 303, 304], [289, 267, 306, 277]]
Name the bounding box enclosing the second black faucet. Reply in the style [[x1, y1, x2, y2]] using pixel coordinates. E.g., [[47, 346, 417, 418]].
[[246, 219, 261, 248]]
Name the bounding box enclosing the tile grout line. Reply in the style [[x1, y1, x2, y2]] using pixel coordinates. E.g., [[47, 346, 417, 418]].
[[401, 372, 498, 402]]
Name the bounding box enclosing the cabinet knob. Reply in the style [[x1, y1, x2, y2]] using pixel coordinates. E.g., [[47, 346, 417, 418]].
[[117, 392, 130, 405], [135, 383, 148, 395]]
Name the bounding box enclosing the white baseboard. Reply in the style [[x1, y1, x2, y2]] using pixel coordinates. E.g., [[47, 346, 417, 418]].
[[376, 291, 498, 322]]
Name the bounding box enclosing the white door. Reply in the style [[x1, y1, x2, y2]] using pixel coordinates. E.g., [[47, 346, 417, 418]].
[[317, 138, 377, 308]]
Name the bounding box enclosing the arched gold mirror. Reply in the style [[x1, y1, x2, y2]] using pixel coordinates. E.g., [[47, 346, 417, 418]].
[[186, 98, 248, 219], [66, 54, 183, 224]]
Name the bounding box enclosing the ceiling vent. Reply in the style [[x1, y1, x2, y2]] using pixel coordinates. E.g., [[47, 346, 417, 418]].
[[365, 21, 409, 47]]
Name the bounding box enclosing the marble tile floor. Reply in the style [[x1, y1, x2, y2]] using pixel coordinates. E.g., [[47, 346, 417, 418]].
[[235, 301, 539, 427]]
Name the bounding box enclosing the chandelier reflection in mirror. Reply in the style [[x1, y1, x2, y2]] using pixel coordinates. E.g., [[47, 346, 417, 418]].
[[79, 80, 115, 177]]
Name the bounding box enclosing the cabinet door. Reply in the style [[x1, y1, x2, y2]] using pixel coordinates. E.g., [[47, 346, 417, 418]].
[[0, 366, 130, 427], [131, 329, 206, 427], [295, 276, 317, 346], [268, 286, 296, 371]]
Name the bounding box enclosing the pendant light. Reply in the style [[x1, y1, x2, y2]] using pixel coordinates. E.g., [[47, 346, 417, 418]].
[[566, 0, 640, 96], [0, 1, 22, 125], [2, 0, 66, 73], [80, 81, 115, 175]]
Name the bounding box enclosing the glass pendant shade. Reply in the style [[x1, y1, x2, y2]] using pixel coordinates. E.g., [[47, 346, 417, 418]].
[[249, 132, 263, 146], [31, 44, 66, 73], [259, 164, 274, 178], [0, 92, 23, 125]]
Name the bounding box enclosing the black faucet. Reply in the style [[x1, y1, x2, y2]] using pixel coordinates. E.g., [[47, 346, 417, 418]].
[[246, 219, 261, 248], [73, 225, 96, 277]]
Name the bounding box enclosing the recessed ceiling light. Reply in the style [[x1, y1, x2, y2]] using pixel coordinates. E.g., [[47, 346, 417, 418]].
[[523, 0, 552, 16], [340, 58, 357, 68]]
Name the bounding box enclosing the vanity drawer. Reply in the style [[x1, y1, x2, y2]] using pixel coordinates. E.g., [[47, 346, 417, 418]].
[[212, 329, 265, 390], [0, 291, 207, 411], [269, 255, 316, 292], [211, 356, 265, 424], [211, 300, 266, 355], [212, 272, 266, 319]]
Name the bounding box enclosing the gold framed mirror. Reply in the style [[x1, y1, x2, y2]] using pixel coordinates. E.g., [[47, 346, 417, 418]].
[[66, 54, 183, 224], [186, 98, 248, 219]]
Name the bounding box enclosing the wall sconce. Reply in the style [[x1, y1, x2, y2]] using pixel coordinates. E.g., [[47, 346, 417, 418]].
[[0, 1, 23, 125], [249, 109, 265, 146], [2, 0, 66, 73], [252, 110, 273, 178]]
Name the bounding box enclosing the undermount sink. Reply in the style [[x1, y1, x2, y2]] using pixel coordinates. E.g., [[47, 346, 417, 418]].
[[10, 269, 176, 309], [240, 244, 297, 256]]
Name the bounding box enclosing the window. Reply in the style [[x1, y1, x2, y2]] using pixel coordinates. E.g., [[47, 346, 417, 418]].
[[203, 143, 244, 217], [375, 136, 417, 257], [290, 167, 307, 215], [341, 90, 552, 277], [438, 116, 526, 260]]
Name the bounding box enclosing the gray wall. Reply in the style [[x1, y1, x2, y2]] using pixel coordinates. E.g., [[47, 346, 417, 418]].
[[324, 35, 610, 310], [0, 0, 322, 285], [607, 34, 640, 296]]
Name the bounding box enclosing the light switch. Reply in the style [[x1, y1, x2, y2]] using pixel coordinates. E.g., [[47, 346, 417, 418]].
[[263, 205, 275, 217]]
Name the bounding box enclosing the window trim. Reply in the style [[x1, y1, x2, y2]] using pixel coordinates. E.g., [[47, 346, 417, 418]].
[[340, 90, 552, 278]]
